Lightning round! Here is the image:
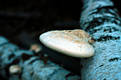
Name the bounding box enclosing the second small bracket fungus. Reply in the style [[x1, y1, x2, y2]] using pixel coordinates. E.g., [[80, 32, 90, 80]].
[[39, 29, 95, 58], [9, 65, 22, 75]]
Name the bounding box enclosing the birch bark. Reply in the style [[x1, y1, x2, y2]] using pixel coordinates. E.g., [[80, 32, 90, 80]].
[[80, 0, 121, 80], [0, 36, 80, 80]]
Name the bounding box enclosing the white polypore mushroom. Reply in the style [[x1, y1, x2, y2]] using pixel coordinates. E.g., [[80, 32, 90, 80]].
[[9, 65, 21, 74], [39, 29, 94, 58], [30, 44, 42, 53]]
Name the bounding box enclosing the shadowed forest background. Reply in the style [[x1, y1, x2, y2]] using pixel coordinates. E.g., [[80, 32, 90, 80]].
[[0, 0, 120, 44], [0, 0, 82, 45]]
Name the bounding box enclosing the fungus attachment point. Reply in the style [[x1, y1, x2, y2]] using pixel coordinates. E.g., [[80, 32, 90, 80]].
[[39, 29, 94, 58]]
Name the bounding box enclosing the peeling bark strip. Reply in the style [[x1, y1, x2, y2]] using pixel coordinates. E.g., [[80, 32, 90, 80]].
[[80, 0, 121, 80]]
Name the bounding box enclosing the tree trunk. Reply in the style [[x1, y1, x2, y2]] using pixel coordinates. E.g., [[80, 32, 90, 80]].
[[80, 0, 121, 80], [0, 36, 80, 80]]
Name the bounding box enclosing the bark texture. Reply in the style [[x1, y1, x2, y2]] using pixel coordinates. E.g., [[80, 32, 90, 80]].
[[0, 37, 80, 80], [80, 0, 121, 80]]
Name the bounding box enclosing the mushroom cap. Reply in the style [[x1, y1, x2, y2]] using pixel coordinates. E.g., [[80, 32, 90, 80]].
[[30, 44, 42, 53], [9, 65, 21, 74], [39, 29, 94, 58]]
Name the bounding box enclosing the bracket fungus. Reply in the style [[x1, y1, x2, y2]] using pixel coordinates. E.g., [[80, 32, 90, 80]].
[[9, 65, 21, 75], [39, 29, 95, 58]]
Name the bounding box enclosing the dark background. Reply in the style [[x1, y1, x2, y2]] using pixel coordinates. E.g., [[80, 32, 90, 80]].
[[0, 0, 120, 46], [0, 0, 81, 42]]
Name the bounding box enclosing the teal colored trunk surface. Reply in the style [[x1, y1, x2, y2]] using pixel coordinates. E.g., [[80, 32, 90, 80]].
[[0, 37, 80, 80], [80, 0, 121, 80]]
